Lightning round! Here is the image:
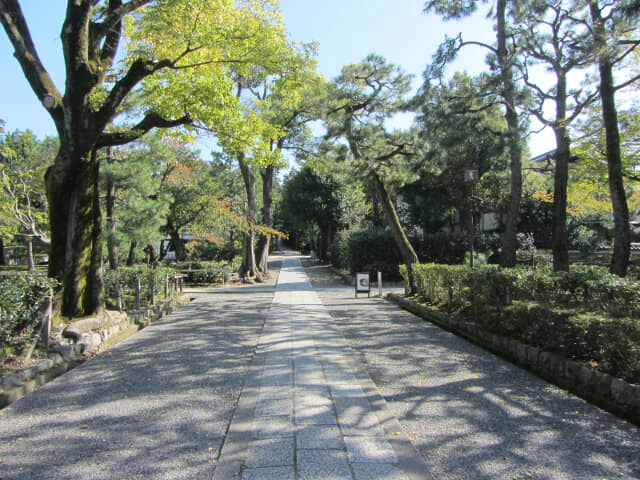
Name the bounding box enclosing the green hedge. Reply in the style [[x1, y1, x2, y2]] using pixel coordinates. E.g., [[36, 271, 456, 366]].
[[0, 274, 58, 354], [172, 260, 237, 284], [104, 266, 176, 310], [401, 263, 640, 384], [327, 229, 403, 279]]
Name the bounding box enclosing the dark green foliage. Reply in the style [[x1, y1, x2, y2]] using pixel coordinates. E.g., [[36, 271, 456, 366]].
[[415, 231, 501, 265], [349, 229, 403, 279], [326, 230, 351, 271], [327, 229, 403, 279], [403, 263, 640, 383], [104, 267, 175, 310], [188, 239, 242, 263], [172, 260, 239, 285], [0, 274, 58, 354]]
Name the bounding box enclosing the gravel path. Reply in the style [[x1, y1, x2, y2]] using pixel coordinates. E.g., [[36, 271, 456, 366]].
[[0, 271, 278, 479], [302, 258, 640, 480]]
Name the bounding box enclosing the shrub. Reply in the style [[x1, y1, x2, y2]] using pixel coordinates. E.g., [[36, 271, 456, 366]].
[[187, 239, 242, 262], [172, 260, 236, 284], [401, 263, 640, 383], [0, 274, 58, 354], [416, 231, 501, 265], [327, 228, 404, 279], [104, 266, 176, 310], [327, 230, 351, 271], [348, 229, 403, 279]]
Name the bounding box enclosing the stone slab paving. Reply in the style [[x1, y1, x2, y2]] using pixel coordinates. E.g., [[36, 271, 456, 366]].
[[215, 256, 429, 479]]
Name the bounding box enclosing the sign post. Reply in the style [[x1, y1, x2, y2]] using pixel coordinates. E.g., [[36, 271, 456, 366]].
[[355, 272, 370, 298]]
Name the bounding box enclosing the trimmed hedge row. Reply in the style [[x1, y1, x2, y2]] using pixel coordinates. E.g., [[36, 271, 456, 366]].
[[104, 267, 177, 310], [172, 260, 236, 285], [401, 263, 640, 384], [327, 229, 403, 279], [0, 274, 58, 355]]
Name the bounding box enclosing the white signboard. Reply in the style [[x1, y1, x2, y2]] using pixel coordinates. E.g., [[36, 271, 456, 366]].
[[355, 272, 370, 298]]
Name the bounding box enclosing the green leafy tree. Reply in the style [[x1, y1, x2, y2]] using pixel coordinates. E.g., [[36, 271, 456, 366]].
[[569, 102, 640, 223], [99, 135, 172, 268], [160, 142, 239, 262], [0, 129, 55, 247], [323, 54, 420, 294], [515, 0, 598, 272], [412, 72, 509, 243], [577, 0, 640, 275], [279, 166, 341, 258], [0, 0, 291, 316], [424, 0, 527, 267], [251, 47, 323, 275]]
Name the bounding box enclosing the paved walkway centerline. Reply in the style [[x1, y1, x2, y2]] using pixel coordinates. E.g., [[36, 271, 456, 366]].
[[214, 255, 430, 480]]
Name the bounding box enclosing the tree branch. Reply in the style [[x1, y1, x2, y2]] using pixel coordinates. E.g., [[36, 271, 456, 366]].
[[0, 0, 64, 133], [614, 72, 640, 92], [460, 40, 498, 54], [96, 112, 191, 147]]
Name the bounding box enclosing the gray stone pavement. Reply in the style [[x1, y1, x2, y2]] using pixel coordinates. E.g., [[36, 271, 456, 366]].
[[1, 252, 639, 480], [213, 255, 427, 480]]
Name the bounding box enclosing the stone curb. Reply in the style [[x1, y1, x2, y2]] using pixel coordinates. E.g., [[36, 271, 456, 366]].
[[387, 293, 640, 427], [0, 295, 192, 409]]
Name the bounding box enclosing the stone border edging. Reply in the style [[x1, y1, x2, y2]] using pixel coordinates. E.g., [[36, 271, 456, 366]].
[[387, 293, 640, 427], [0, 295, 192, 409]]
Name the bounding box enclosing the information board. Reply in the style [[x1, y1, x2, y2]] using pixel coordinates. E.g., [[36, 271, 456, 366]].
[[355, 272, 370, 298]]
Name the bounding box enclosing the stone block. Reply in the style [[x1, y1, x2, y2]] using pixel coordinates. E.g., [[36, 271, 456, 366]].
[[344, 436, 399, 464], [610, 378, 635, 407], [526, 346, 540, 365], [592, 369, 613, 393], [539, 351, 553, 371], [576, 365, 594, 387], [549, 353, 565, 378], [564, 360, 582, 385], [516, 343, 528, 362]]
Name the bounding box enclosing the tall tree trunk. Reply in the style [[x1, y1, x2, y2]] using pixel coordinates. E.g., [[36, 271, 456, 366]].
[[144, 244, 156, 265], [106, 175, 118, 270], [256, 165, 275, 276], [168, 230, 187, 261], [46, 145, 104, 317], [552, 126, 570, 272], [127, 240, 137, 266], [237, 153, 263, 282], [497, 0, 523, 268], [105, 147, 119, 270], [590, 1, 630, 276], [26, 236, 34, 271], [372, 172, 419, 294], [0, 236, 5, 265]]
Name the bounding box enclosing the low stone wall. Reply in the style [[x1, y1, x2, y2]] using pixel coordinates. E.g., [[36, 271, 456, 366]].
[[388, 293, 640, 427], [0, 295, 192, 409]]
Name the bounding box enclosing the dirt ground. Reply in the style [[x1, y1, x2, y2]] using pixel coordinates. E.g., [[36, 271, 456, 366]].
[[299, 256, 351, 288]]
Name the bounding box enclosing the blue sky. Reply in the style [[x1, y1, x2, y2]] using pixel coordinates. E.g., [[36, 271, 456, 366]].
[[0, 1, 553, 155]]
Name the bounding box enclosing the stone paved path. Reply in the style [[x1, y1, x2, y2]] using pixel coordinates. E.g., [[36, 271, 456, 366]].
[[214, 255, 427, 479]]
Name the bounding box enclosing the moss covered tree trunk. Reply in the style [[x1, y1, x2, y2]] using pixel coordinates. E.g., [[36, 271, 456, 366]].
[[497, 0, 522, 268], [256, 165, 274, 277], [589, 1, 631, 276], [238, 153, 263, 283], [552, 126, 570, 272], [46, 144, 104, 316], [372, 172, 419, 294]]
